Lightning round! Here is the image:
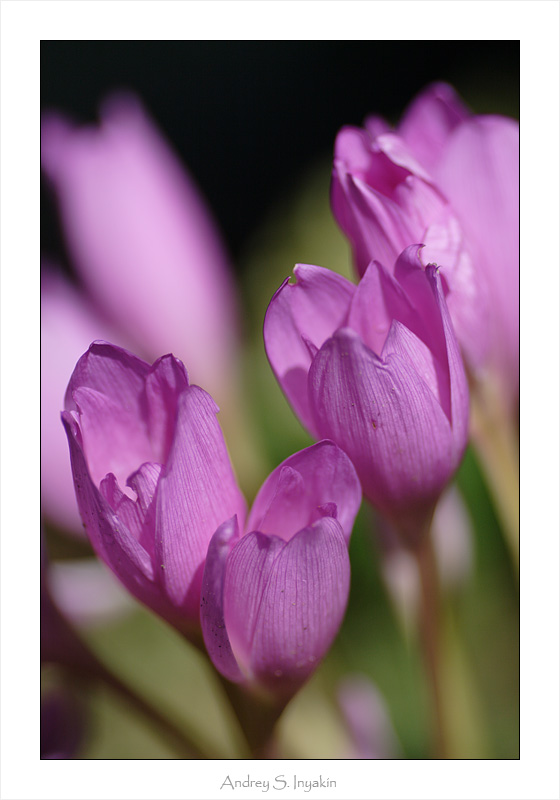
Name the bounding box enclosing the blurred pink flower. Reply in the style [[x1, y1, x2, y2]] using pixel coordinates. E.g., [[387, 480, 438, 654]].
[[41, 268, 126, 533], [337, 675, 400, 759], [41, 95, 240, 534]]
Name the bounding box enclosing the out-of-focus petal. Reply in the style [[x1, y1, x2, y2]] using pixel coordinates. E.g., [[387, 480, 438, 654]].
[[363, 114, 391, 138], [47, 558, 135, 628], [431, 485, 473, 590], [331, 164, 414, 275], [42, 96, 238, 400], [398, 82, 470, 174], [155, 386, 247, 617], [309, 328, 454, 540], [225, 517, 350, 699], [41, 271, 124, 534], [264, 264, 354, 435], [436, 116, 519, 400], [247, 440, 361, 544], [338, 675, 400, 759], [200, 517, 244, 683], [421, 215, 489, 371], [331, 142, 447, 278]]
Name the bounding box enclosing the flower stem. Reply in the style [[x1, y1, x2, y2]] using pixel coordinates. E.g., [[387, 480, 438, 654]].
[[90, 663, 208, 759], [413, 524, 447, 759], [216, 675, 284, 758], [469, 377, 519, 570], [44, 599, 208, 758]]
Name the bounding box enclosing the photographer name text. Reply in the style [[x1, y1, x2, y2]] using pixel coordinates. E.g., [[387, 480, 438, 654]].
[[220, 775, 336, 793]]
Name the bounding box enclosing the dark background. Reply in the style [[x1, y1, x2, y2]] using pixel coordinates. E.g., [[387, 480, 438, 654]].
[[41, 40, 519, 268]]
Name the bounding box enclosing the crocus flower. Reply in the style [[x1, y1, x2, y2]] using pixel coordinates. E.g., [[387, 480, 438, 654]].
[[62, 342, 246, 637], [264, 245, 469, 544], [201, 441, 361, 701], [331, 83, 519, 407]]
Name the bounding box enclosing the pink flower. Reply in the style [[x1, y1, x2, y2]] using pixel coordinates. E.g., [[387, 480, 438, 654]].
[[264, 245, 469, 543], [64, 343, 360, 673], [42, 94, 239, 534], [62, 343, 246, 637], [331, 83, 519, 407], [201, 441, 361, 701]]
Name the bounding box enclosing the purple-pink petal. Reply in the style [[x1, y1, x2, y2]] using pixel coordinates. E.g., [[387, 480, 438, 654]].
[[71, 386, 153, 492], [247, 440, 361, 544], [155, 386, 247, 618], [225, 517, 350, 699], [423, 266, 469, 449], [200, 517, 244, 683], [223, 531, 286, 682], [398, 82, 470, 174], [142, 354, 190, 464], [436, 115, 519, 401], [62, 412, 158, 598], [65, 340, 150, 413], [308, 328, 454, 538], [264, 264, 355, 435], [99, 463, 161, 559]]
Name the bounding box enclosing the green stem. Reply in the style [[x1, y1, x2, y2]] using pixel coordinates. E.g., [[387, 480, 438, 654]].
[[44, 599, 208, 758], [88, 663, 208, 759], [216, 674, 284, 758], [469, 377, 519, 570], [413, 523, 447, 759]]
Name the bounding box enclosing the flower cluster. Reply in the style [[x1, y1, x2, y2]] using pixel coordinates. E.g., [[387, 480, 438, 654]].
[[42, 82, 518, 755], [63, 342, 360, 699], [331, 82, 519, 412], [264, 244, 469, 543]]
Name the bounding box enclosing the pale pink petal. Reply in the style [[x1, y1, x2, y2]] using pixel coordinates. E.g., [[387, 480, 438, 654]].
[[41, 270, 125, 534], [436, 115, 519, 400], [42, 95, 238, 400], [247, 440, 361, 544], [398, 82, 470, 173]]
